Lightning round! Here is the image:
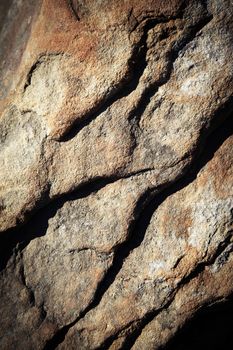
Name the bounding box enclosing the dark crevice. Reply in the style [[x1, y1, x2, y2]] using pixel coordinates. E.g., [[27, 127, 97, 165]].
[[59, 3, 195, 143], [0, 98, 231, 349], [68, 0, 80, 21], [122, 286, 233, 350], [2, 5, 216, 269], [112, 112, 233, 348], [95, 113, 233, 349], [100, 297, 176, 350], [201, 0, 209, 12], [179, 233, 233, 288], [163, 294, 233, 350], [15, 6, 215, 259], [1, 6, 222, 272], [23, 60, 42, 91], [128, 12, 213, 130], [48, 253, 233, 350], [42, 188, 156, 350], [98, 320, 141, 350], [60, 7, 212, 143], [1, 4, 232, 350], [59, 18, 163, 142], [120, 236, 233, 350], [43, 319, 78, 350], [41, 190, 176, 350], [129, 241, 233, 349], [0, 168, 154, 273], [43, 113, 233, 349]]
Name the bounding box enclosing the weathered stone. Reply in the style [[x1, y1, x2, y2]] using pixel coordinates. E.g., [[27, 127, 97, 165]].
[[0, 0, 233, 349], [57, 133, 233, 349]]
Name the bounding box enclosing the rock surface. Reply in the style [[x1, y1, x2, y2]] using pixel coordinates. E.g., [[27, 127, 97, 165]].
[[0, 0, 233, 349]]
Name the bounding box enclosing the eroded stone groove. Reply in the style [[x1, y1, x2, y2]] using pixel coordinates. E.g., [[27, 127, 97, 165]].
[[68, 0, 80, 21], [95, 240, 233, 350], [128, 11, 213, 129], [82, 116, 233, 350], [0, 168, 155, 272], [119, 234, 233, 350], [43, 115, 233, 349], [2, 109, 227, 350], [61, 6, 212, 142], [1, 0, 233, 349], [1, 0, 232, 234], [5, 94, 231, 274], [163, 295, 233, 350], [59, 16, 176, 142]]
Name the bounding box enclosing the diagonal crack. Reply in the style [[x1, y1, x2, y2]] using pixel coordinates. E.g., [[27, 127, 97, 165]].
[[42, 108, 233, 350], [68, 0, 80, 21], [163, 294, 233, 350], [117, 231, 233, 350], [58, 17, 166, 142], [94, 128, 233, 350], [98, 232, 233, 350], [15, 5, 215, 245], [60, 7, 212, 143], [1, 2, 232, 350], [59, 3, 196, 143], [0, 167, 154, 273], [128, 12, 213, 131], [2, 7, 232, 350], [13, 5, 213, 250]]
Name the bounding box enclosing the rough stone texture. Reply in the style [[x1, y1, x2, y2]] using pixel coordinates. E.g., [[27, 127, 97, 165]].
[[0, 0, 233, 349]]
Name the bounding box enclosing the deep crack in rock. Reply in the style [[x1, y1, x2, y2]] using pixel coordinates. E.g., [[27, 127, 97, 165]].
[[42, 112, 233, 350], [1, 1, 233, 349]]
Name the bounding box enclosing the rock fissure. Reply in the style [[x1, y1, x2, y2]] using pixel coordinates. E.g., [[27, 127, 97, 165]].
[[59, 18, 161, 142], [1, 1, 233, 349], [0, 167, 155, 272], [162, 295, 233, 350], [68, 0, 80, 21], [59, 3, 211, 143], [128, 12, 213, 131], [98, 238, 233, 350], [43, 113, 232, 349]]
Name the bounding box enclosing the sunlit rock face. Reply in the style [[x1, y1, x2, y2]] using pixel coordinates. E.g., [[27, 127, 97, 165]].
[[0, 1, 233, 349]]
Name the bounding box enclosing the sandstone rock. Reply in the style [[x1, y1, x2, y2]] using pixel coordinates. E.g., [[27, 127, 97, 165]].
[[57, 132, 233, 350], [0, 0, 233, 349]]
